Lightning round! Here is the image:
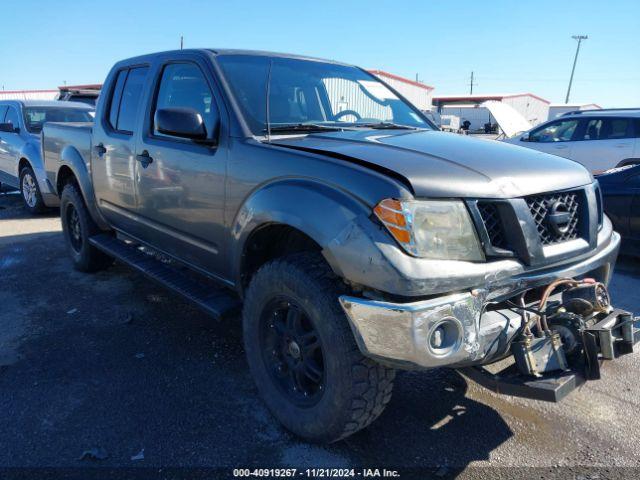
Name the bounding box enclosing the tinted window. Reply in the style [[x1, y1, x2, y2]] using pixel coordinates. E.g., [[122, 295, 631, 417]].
[[108, 70, 128, 129], [23, 107, 93, 134], [635, 119, 640, 138], [4, 106, 20, 129], [153, 63, 218, 138], [601, 118, 631, 139], [0, 106, 7, 122], [581, 118, 632, 140], [529, 119, 579, 143], [115, 67, 148, 133]]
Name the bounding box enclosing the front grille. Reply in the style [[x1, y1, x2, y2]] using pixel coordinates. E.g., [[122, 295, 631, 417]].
[[525, 191, 581, 245], [477, 202, 510, 250]]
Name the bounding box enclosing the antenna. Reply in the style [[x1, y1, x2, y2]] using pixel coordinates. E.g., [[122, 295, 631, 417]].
[[469, 71, 477, 95], [265, 59, 273, 143], [180, 35, 184, 50]]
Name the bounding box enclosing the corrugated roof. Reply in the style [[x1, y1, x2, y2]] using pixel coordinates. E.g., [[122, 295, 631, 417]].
[[433, 93, 550, 104]]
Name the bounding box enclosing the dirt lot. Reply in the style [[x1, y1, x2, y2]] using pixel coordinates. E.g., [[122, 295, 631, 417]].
[[1, 188, 640, 477]]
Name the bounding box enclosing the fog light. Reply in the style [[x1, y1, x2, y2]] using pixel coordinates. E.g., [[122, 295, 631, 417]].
[[427, 317, 463, 357]]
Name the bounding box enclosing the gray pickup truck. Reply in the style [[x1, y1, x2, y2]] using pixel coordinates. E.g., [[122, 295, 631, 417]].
[[43, 49, 638, 443]]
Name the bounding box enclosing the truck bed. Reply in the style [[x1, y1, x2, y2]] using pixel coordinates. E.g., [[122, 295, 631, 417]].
[[42, 122, 93, 191]]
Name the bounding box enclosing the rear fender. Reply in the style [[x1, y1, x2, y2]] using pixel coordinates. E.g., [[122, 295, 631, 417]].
[[57, 145, 110, 230]]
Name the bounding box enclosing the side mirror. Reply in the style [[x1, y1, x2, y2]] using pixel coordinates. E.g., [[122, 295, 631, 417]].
[[0, 123, 17, 133], [154, 107, 211, 142], [521, 133, 532, 142]]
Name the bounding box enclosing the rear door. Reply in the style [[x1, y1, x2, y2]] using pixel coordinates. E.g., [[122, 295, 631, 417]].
[[569, 117, 635, 173], [133, 57, 228, 276], [91, 65, 149, 232], [524, 118, 579, 159]]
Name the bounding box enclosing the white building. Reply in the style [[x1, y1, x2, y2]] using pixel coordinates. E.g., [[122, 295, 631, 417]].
[[432, 93, 550, 131], [368, 70, 435, 111], [548, 103, 601, 119], [0, 89, 58, 101]]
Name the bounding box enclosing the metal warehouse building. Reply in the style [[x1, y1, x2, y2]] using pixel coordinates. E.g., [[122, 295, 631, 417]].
[[368, 70, 435, 111], [548, 103, 601, 119], [0, 89, 58, 101], [433, 93, 550, 131]]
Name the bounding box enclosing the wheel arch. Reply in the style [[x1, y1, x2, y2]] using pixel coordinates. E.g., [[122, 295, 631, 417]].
[[55, 146, 110, 230], [232, 179, 371, 293]]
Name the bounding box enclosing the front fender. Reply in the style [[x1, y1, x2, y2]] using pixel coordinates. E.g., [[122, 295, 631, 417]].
[[230, 179, 376, 285], [57, 145, 110, 230]]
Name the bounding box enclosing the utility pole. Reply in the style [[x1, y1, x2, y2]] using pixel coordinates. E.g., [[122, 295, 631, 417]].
[[180, 35, 184, 50], [565, 35, 588, 104], [469, 71, 477, 94]]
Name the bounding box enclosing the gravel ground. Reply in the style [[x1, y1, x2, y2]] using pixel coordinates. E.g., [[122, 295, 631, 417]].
[[1, 188, 639, 478]]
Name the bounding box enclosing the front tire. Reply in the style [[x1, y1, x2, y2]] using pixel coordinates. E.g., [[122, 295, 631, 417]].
[[20, 166, 46, 214], [243, 252, 396, 443], [60, 183, 112, 272]]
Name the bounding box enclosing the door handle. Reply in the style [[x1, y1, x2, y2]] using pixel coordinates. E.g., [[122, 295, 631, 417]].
[[94, 144, 106, 157], [554, 145, 568, 149], [615, 144, 630, 148], [136, 150, 153, 168]]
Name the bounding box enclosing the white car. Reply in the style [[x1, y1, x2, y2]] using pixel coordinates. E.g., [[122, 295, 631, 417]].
[[502, 109, 640, 173]]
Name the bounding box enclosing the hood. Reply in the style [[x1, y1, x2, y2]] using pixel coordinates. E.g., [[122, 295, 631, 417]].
[[481, 100, 532, 138], [272, 129, 593, 199]]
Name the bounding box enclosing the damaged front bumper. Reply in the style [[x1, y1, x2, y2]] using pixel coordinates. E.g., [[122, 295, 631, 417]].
[[339, 230, 621, 370]]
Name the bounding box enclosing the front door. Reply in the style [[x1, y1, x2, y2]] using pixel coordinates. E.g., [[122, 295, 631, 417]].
[[0, 106, 24, 185], [92, 66, 150, 233], [525, 118, 579, 160], [134, 60, 227, 276]]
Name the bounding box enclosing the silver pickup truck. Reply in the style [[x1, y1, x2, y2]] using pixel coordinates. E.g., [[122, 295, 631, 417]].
[[42, 49, 638, 443], [0, 100, 93, 212]]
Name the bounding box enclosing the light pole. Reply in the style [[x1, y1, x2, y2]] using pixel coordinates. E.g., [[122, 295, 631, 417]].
[[565, 35, 588, 104]]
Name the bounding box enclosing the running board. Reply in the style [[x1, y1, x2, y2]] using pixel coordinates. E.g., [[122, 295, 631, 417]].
[[89, 234, 241, 320]]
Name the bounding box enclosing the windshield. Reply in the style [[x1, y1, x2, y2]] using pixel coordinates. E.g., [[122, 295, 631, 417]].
[[23, 107, 94, 133], [216, 55, 433, 135]]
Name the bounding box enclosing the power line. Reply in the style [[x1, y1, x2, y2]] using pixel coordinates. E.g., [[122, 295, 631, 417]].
[[565, 35, 588, 104]]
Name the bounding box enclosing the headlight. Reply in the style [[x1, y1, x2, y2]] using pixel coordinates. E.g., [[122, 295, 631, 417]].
[[374, 199, 484, 261]]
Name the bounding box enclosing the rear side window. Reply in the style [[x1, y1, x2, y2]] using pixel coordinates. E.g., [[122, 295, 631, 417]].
[[153, 63, 218, 139], [635, 119, 640, 138], [0, 106, 7, 122], [580, 117, 633, 140], [108, 66, 149, 134]]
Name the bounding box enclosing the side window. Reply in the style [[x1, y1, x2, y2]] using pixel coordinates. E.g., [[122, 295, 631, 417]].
[[580, 118, 633, 140], [529, 119, 579, 143], [108, 70, 128, 130], [0, 106, 7, 122], [4, 106, 21, 130], [112, 66, 149, 134], [600, 118, 631, 140], [153, 63, 218, 138], [581, 119, 603, 140], [635, 119, 640, 138]]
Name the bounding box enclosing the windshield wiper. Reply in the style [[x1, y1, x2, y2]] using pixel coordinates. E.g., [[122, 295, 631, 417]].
[[265, 123, 344, 134], [350, 122, 417, 130]]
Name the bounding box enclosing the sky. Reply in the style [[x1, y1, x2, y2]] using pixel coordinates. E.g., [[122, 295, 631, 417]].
[[1, 0, 639, 107]]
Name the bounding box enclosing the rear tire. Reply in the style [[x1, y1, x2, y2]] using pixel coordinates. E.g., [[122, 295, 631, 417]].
[[60, 183, 112, 272], [20, 166, 46, 214], [243, 252, 396, 443]]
